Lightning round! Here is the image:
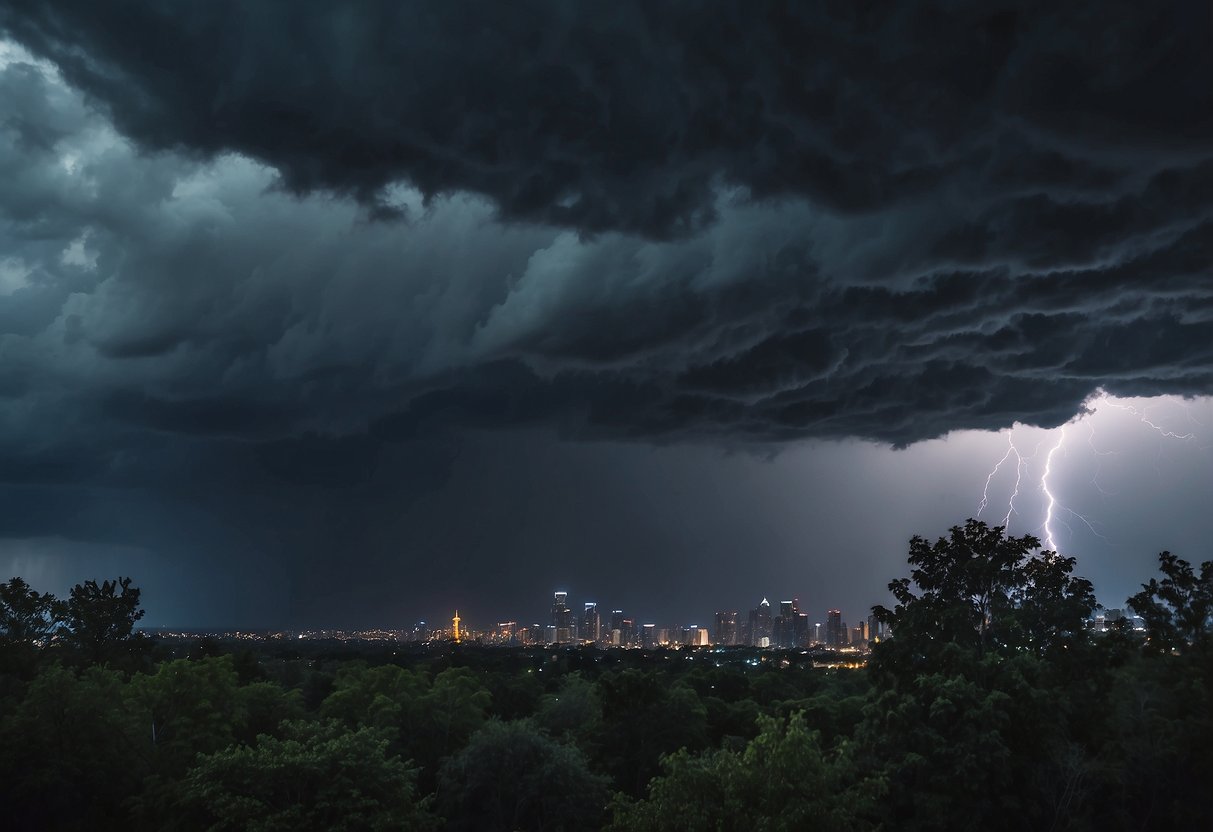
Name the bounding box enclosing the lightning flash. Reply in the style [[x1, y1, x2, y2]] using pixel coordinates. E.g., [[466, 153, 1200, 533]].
[[976, 390, 1203, 554]]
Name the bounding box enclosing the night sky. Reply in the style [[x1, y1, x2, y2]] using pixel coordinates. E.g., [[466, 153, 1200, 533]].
[[1, 2, 1210, 630]]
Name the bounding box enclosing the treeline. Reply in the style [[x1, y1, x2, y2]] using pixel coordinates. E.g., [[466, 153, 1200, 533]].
[[1, 519, 1210, 831]]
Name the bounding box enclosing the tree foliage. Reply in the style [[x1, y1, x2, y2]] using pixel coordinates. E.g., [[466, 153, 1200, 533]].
[[63, 576, 146, 664], [608, 712, 880, 832], [0, 664, 142, 830], [592, 670, 708, 795], [172, 720, 437, 832], [0, 577, 65, 646], [873, 519, 1096, 676], [439, 719, 609, 832], [0, 577, 67, 676], [1, 537, 1211, 832], [1127, 551, 1212, 653], [127, 656, 248, 777]]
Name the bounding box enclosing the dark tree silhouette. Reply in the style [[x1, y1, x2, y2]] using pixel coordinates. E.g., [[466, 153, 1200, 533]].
[[171, 720, 438, 831], [609, 712, 879, 832], [1004, 549, 1097, 656], [63, 577, 145, 664], [875, 520, 1038, 655], [0, 578, 67, 676], [871, 520, 1097, 679], [439, 719, 609, 832], [0, 578, 65, 646], [1128, 552, 1213, 653]]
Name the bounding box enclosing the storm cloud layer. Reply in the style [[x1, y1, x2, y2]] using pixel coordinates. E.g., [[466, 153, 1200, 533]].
[[0, 3, 1211, 624], [3, 0, 1212, 450]]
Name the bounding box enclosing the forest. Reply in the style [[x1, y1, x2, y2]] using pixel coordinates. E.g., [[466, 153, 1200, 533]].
[[1, 519, 1210, 831]]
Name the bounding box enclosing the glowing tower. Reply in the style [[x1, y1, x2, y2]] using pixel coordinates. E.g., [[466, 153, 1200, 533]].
[[452, 610, 462, 643]]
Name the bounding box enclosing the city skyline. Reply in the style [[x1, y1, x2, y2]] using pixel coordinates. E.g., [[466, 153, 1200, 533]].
[[129, 580, 881, 639]]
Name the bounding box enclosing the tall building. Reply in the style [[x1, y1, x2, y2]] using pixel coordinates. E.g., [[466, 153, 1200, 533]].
[[412, 621, 429, 642], [826, 608, 843, 647], [620, 617, 636, 647], [519, 624, 543, 646], [641, 623, 656, 649], [582, 602, 601, 643], [772, 599, 803, 647], [749, 598, 772, 647], [714, 611, 739, 646], [794, 612, 810, 646], [867, 614, 883, 643], [606, 613, 625, 645], [551, 591, 576, 644]]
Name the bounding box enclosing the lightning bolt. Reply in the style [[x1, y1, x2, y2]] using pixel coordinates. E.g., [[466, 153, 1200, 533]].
[[1038, 425, 1107, 552], [978, 391, 1209, 555], [1085, 421, 1117, 496], [1003, 440, 1027, 529], [977, 431, 1035, 531], [1094, 394, 1195, 440], [1092, 392, 1198, 481], [980, 434, 1018, 523], [1039, 428, 1066, 551]]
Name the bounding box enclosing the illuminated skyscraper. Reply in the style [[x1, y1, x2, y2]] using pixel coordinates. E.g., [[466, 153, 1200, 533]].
[[867, 614, 883, 643], [826, 609, 843, 647], [609, 609, 628, 645], [749, 598, 772, 647], [551, 591, 575, 644], [582, 602, 601, 643], [794, 612, 810, 646], [621, 616, 636, 646], [714, 611, 739, 646], [773, 600, 798, 647]]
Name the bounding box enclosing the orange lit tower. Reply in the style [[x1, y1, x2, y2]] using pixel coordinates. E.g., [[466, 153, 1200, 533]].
[[452, 610, 462, 643]]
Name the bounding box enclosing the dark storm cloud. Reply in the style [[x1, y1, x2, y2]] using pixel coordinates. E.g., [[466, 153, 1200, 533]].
[[1, 3, 1212, 625], [0, 1, 1211, 450], [3, 0, 1209, 235], [4, 0, 1210, 449]]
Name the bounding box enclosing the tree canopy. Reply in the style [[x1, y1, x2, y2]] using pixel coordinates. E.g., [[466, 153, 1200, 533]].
[[63, 576, 147, 665], [1127, 551, 1212, 653], [439, 718, 609, 832], [872, 519, 1096, 675], [0, 531, 1209, 831]]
